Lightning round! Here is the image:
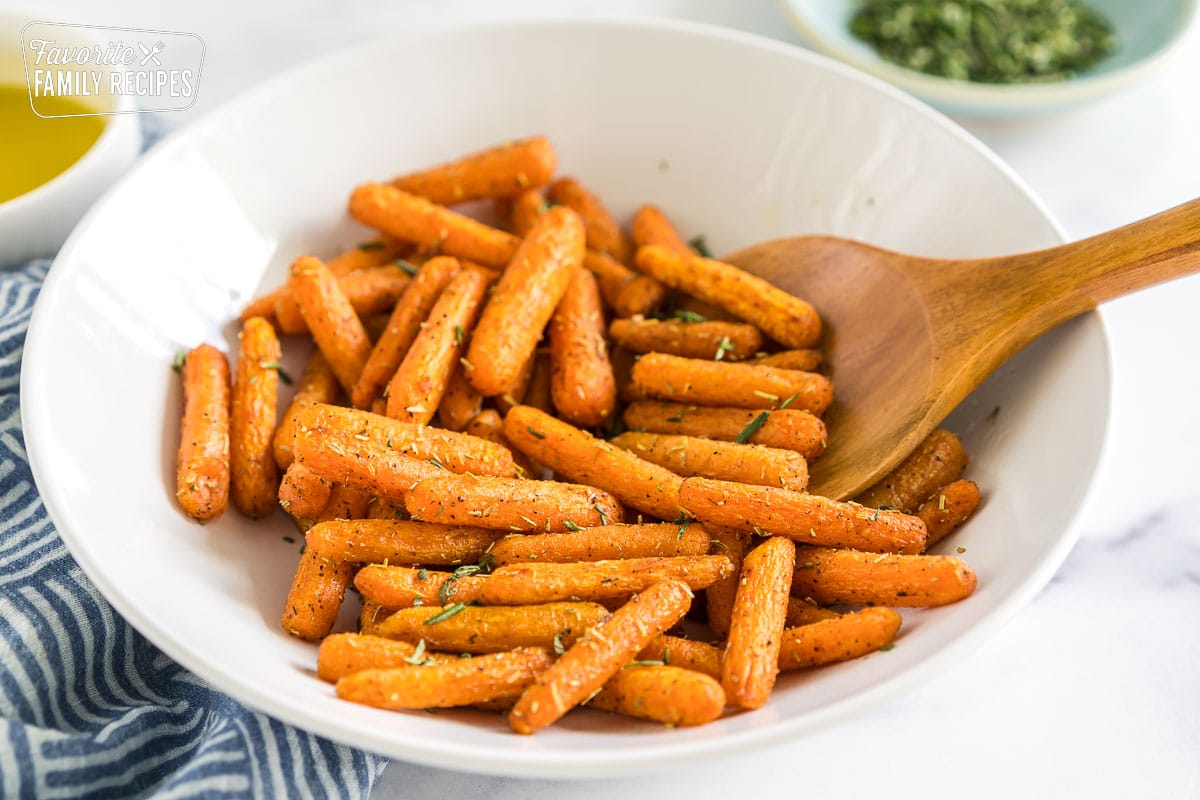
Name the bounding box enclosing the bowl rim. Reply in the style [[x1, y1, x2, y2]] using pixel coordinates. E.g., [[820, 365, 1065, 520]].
[[778, 0, 1200, 112], [20, 14, 1113, 778]]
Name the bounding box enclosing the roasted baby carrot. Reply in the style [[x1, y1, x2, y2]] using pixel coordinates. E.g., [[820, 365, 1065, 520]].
[[289, 255, 373, 395], [609, 432, 809, 492], [358, 600, 392, 635], [547, 177, 632, 264], [508, 188, 546, 237], [638, 636, 722, 679], [588, 665, 725, 727], [351, 256, 461, 410], [338, 647, 555, 710], [791, 545, 977, 607], [680, 477, 926, 554], [349, 183, 520, 268], [509, 579, 693, 734], [488, 522, 711, 566], [609, 318, 763, 362], [704, 525, 748, 640], [917, 479, 981, 550], [295, 403, 517, 477], [585, 250, 642, 312], [857, 429, 969, 512], [373, 602, 608, 654], [304, 519, 502, 565], [276, 264, 412, 335], [466, 206, 585, 396], [278, 462, 332, 519], [785, 597, 841, 628], [614, 274, 669, 318], [385, 267, 491, 424], [404, 474, 622, 532], [230, 317, 281, 518], [777, 607, 902, 671], [273, 349, 340, 470], [630, 353, 833, 415], [354, 565, 483, 608], [317, 633, 453, 682], [549, 267, 616, 426], [176, 344, 231, 521], [503, 405, 686, 521], [391, 136, 557, 204], [293, 424, 443, 504], [635, 245, 822, 349], [752, 349, 824, 372], [623, 401, 828, 460], [722, 536, 795, 709], [630, 204, 692, 257], [438, 359, 484, 431]]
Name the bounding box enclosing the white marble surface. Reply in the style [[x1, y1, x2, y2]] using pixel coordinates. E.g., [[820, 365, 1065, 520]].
[[23, 0, 1200, 796]]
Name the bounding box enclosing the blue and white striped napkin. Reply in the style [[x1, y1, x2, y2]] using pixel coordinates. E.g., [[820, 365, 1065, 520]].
[[0, 122, 386, 799]]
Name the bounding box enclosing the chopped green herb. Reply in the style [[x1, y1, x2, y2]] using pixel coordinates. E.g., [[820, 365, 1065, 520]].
[[454, 325, 465, 346], [594, 505, 610, 526], [878, 642, 895, 652], [404, 639, 431, 665], [779, 392, 800, 410], [849, 0, 1116, 84], [735, 411, 770, 443], [417, 568, 429, 580], [412, 597, 424, 607], [527, 427, 546, 440], [395, 258, 419, 276], [424, 602, 468, 625], [259, 361, 294, 385], [171, 350, 187, 373], [714, 336, 736, 361], [563, 519, 583, 532], [688, 235, 712, 258], [673, 513, 692, 541], [662, 647, 670, 665], [552, 633, 566, 656], [358, 240, 386, 251], [623, 660, 665, 668], [428, 455, 445, 470], [665, 415, 684, 423], [673, 310, 707, 324], [281, 535, 295, 544]]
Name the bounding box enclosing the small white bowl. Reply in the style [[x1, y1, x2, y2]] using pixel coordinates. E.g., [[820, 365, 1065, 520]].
[[780, 0, 1199, 115], [0, 12, 140, 267]]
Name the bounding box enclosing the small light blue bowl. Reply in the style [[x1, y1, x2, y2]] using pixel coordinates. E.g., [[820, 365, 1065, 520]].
[[780, 0, 1199, 115]]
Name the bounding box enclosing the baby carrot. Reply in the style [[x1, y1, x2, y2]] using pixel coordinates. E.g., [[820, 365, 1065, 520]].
[[609, 318, 763, 362], [304, 519, 502, 566], [317, 633, 454, 682], [704, 525, 748, 640], [547, 177, 632, 263], [722, 536, 794, 709], [176, 344, 231, 521], [351, 256, 461, 410], [777, 608, 902, 671], [373, 602, 608, 654], [588, 665, 725, 727], [349, 183, 520, 268], [638, 636, 722, 679], [278, 462, 332, 519], [391, 136, 557, 204], [680, 477, 927, 554], [636, 245, 822, 349], [785, 597, 841, 628], [630, 204, 692, 257], [438, 359, 484, 431], [609, 432, 809, 492], [791, 545, 977, 607], [276, 264, 412, 335], [614, 275, 669, 318], [404, 474, 622, 532], [466, 206, 585, 396], [289, 255, 373, 395], [338, 647, 555, 710], [622, 401, 828, 460], [230, 317, 281, 518], [508, 579, 693, 734], [273, 349, 340, 470], [916, 479, 981, 550], [293, 424, 443, 504], [752, 349, 824, 372], [385, 267, 491, 424], [857, 429, 970, 513], [488, 522, 711, 566], [503, 405, 686, 521], [630, 353, 833, 415], [508, 188, 546, 237], [585, 250, 641, 312], [549, 267, 616, 426]]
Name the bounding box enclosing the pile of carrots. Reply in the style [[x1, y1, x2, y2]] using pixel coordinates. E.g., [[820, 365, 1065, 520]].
[[173, 136, 981, 733]]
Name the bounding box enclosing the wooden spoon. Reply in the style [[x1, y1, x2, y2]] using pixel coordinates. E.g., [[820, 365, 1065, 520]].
[[724, 197, 1200, 501]]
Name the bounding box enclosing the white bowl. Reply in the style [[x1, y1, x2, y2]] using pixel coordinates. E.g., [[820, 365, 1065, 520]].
[[0, 12, 140, 266], [20, 18, 1110, 778], [780, 0, 1199, 115]]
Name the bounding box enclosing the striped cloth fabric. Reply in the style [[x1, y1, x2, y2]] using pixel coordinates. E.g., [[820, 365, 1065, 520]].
[[0, 143, 387, 799]]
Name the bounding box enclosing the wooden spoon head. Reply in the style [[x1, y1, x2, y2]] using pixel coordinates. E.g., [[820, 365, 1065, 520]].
[[725, 236, 942, 500]]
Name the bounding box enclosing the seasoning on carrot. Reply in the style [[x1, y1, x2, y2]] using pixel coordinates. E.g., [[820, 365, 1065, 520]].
[[623, 400, 828, 460], [404, 473, 622, 532], [289, 255, 373, 395], [721, 536, 795, 709], [609, 432, 809, 492], [857, 429, 969, 513], [791, 545, 977, 607], [547, 177, 632, 263], [176, 344, 231, 521], [630, 353, 833, 415], [391, 136, 557, 205], [230, 317, 281, 518], [609, 318, 763, 361], [549, 267, 617, 426]]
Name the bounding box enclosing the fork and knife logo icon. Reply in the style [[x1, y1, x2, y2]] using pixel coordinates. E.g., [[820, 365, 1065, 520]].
[[138, 40, 165, 66]]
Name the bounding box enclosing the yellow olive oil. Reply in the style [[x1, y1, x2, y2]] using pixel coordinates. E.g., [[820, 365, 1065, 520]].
[[0, 86, 106, 204]]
